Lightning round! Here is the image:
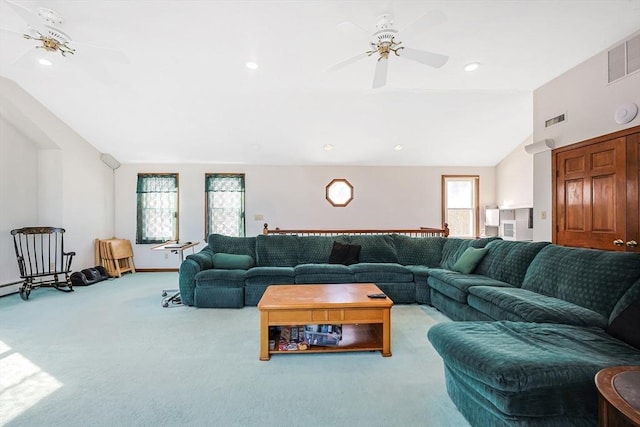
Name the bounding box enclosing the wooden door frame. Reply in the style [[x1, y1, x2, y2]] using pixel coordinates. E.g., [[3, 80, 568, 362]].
[[552, 125, 640, 244]]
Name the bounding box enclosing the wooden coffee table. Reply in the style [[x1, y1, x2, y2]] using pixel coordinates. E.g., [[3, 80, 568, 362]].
[[257, 283, 393, 361]]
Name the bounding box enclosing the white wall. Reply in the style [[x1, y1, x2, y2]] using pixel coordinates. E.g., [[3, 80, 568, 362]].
[[0, 117, 38, 292], [115, 164, 496, 268], [532, 30, 640, 241], [495, 135, 534, 209], [0, 77, 115, 291]]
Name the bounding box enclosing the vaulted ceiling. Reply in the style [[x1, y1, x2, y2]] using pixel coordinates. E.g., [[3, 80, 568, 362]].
[[1, 0, 639, 166]]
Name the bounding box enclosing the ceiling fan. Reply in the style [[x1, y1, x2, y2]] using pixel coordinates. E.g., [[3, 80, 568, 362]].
[[330, 10, 449, 88], [1, 0, 128, 78]]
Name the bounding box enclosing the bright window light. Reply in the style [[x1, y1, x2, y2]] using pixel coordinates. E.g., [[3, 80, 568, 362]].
[[0, 345, 63, 425]]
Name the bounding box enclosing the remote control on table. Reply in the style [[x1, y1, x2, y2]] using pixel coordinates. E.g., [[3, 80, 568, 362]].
[[367, 293, 387, 299]]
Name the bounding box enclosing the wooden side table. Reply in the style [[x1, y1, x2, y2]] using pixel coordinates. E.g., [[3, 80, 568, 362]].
[[595, 365, 640, 427]]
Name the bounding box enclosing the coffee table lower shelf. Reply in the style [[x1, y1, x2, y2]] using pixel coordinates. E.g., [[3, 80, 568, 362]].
[[268, 323, 384, 357], [258, 283, 393, 361]]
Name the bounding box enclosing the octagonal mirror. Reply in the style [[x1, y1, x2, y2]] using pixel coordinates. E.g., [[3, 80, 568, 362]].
[[326, 178, 353, 207]]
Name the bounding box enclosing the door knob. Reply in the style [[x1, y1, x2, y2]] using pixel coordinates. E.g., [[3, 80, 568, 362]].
[[627, 240, 638, 248], [613, 239, 624, 246]]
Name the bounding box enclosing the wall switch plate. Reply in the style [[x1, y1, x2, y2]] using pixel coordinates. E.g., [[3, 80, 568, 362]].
[[540, 211, 547, 220], [254, 214, 264, 221]]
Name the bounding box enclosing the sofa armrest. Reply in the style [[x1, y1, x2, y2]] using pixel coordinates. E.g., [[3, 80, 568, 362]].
[[185, 250, 214, 270], [179, 248, 214, 306]]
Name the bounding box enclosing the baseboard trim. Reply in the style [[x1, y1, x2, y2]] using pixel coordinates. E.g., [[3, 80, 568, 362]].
[[0, 280, 22, 288], [135, 268, 179, 273]]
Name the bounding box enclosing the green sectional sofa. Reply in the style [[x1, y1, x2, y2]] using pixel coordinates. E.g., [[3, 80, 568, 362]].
[[178, 233, 640, 426], [427, 244, 640, 427], [178, 233, 497, 307]]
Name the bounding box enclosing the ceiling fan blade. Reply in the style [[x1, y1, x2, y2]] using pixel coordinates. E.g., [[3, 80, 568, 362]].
[[398, 47, 448, 68], [327, 51, 369, 73], [398, 10, 447, 40], [0, 26, 25, 37], [72, 41, 129, 64], [337, 21, 372, 40], [372, 57, 388, 88], [5, 0, 46, 33]]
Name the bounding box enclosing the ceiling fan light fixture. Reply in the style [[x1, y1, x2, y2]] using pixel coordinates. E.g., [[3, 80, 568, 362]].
[[323, 144, 334, 151], [246, 61, 258, 70], [394, 144, 403, 151], [464, 62, 480, 72], [37, 7, 63, 26]]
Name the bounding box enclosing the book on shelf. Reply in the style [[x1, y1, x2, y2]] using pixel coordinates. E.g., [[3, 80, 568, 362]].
[[269, 324, 343, 350]]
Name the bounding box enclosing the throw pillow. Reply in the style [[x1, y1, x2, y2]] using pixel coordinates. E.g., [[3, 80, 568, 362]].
[[212, 253, 255, 270], [328, 241, 361, 266], [606, 299, 640, 350], [451, 247, 489, 274]]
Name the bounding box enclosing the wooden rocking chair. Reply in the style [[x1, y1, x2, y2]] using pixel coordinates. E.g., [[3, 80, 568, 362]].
[[11, 227, 76, 301]]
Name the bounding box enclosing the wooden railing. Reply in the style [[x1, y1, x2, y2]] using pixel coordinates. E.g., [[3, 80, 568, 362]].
[[262, 223, 449, 238]]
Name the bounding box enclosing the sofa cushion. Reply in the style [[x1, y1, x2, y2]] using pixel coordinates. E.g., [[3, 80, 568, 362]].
[[467, 286, 609, 327], [212, 253, 255, 270], [427, 321, 640, 395], [328, 241, 361, 265], [255, 234, 300, 267], [374, 282, 416, 304], [427, 269, 514, 303], [439, 237, 499, 270], [522, 245, 640, 318], [345, 235, 398, 263], [185, 248, 214, 270], [208, 234, 256, 260], [244, 266, 295, 285], [443, 363, 598, 424], [609, 278, 640, 324], [349, 263, 413, 282], [407, 265, 434, 304], [451, 247, 488, 274], [195, 269, 246, 287], [392, 235, 444, 266], [294, 264, 354, 284], [406, 265, 432, 282], [297, 236, 348, 264], [607, 298, 640, 350], [474, 240, 550, 286]]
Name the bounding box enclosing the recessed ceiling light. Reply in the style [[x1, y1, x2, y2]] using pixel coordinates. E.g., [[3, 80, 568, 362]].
[[394, 144, 403, 151], [38, 58, 52, 66], [323, 144, 334, 151], [464, 62, 480, 72], [246, 61, 258, 70]]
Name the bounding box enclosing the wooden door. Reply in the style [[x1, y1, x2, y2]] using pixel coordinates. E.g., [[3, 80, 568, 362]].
[[555, 137, 627, 250], [627, 132, 640, 253]]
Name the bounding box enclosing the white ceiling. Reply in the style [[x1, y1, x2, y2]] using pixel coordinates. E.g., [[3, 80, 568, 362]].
[[1, 1, 639, 166]]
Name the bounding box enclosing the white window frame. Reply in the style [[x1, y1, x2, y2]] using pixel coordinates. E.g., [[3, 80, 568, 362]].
[[441, 175, 479, 238]]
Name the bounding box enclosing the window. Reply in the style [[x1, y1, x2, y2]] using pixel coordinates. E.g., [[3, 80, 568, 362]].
[[205, 174, 245, 237], [136, 174, 179, 244], [325, 178, 354, 207], [442, 175, 479, 238]]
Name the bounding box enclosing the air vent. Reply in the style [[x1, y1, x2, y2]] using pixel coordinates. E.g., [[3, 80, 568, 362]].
[[545, 113, 566, 128], [608, 33, 640, 83]]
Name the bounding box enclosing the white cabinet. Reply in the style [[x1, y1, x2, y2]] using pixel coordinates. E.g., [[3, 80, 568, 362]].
[[485, 207, 533, 241]]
